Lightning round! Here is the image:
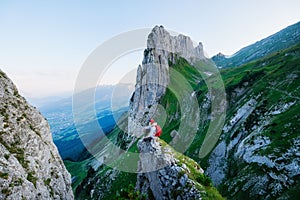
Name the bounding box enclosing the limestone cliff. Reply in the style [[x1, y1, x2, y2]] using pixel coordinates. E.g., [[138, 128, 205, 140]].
[[205, 44, 300, 199], [128, 25, 205, 137], [0, 70, 73, 199]]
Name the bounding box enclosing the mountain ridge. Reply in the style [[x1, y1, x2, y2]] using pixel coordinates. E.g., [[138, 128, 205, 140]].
[[212, 21, 300, 68]]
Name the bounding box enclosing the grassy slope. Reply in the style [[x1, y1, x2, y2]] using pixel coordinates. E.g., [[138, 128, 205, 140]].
[[209, 44, 300, 199], [157, 43, 300, 199], [64, 159, 90, 191]]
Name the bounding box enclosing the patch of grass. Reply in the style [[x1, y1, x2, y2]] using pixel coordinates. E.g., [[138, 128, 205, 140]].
[[0, 70, 7, 78], [64, 159, 89, 191], [0, 172, 9, 179], [196, 174, 212, 187], [27, 171, 38, 188], [115, 183, 146, 200], [158, 139, 223, 199], [260, 103, 300, 156], [202, 186, 226, 200], [4, 154, 10, 160], [9, 178, 23, 187], [104, 169, 137, 199], [1, 188, 10, 196], [44, 178, 51, 186], [11, 147, 29, 169]]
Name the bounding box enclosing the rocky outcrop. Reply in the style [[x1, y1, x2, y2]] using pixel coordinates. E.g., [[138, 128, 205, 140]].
[[128, 25, 205, 137], [207, 94, 300, 198], [205, 45, 300, 199], [0, 70, 73, 199], [136, 138, 203, 200]]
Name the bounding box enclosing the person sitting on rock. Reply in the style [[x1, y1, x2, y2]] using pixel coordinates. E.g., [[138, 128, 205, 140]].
[[143, 119, 162, 141]]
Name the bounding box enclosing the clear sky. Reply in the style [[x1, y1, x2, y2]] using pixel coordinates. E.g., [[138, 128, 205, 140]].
[[0, 0, 300, 98]]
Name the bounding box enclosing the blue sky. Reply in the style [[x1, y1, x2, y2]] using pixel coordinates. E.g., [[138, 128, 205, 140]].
[[0, 0, 300, 98]]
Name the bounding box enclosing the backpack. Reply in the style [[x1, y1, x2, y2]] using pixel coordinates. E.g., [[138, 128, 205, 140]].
[[154, 125, 162, 137]]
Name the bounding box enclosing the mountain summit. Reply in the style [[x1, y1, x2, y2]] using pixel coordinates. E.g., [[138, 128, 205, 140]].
[[128, 25, 205, 138]]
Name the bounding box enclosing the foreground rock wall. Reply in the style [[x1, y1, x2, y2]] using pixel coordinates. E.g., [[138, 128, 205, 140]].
[[0, 70, 73, 200], [136, 138, 203, 200]]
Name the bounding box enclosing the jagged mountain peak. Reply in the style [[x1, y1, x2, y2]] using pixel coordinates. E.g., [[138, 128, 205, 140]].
[[128, 26, 205, 136], [147, 25, 205, 63]]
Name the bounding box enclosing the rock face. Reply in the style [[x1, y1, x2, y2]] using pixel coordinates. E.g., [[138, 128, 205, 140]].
[[0, 70, 73, 199], [136, 138, 202, 200], [128, 25, 205, 137], [207, 94, 300, 199], [205, 44, 300, 199]]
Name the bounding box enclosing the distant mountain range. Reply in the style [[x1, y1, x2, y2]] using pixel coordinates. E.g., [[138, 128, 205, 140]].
[[212, 21, 300, 68]]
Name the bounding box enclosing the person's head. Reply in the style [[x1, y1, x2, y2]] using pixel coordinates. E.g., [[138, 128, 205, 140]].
[[149, 118, 155, 124]]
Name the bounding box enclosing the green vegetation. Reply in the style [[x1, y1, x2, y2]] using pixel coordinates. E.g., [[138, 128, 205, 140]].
[[159, 139, 224, 200], [105, 171, 137, 199], [44, 178, 51, 186], [213, 43, 300, 198], [4, 154, 10, 160], [27, 171, 38, 188], [65, 40, 300, 199], [1, 188, 10, 196], [9, 178, 24, 187], [0, 172, 9, 179], [115, 184, 146, 200], [261, 103, 300, 156], [11, 147, 29, 170], [212, 21, 300, 68], [64, 159, 89, 191], [0, 70, 7, 78]]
